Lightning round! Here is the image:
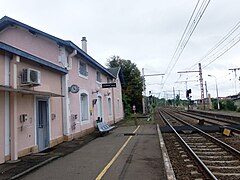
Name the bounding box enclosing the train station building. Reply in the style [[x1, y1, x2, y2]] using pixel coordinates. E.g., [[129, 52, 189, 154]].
[[0, 16, 124, 164]]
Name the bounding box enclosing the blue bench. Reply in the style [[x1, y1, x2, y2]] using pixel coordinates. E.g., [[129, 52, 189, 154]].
[[97, 121, 115, 134]]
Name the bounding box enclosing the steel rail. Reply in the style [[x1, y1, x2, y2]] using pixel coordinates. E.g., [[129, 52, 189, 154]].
[[165, 107, 240, 125], [177, 111, 240, 134], [163, 109, 240, 158], [158, 110, 218, 180], [186, 111, 240, 125]]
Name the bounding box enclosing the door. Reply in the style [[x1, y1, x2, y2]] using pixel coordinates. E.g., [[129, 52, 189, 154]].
[[97, 96, 103, 120], [36, 98, 49, 151]]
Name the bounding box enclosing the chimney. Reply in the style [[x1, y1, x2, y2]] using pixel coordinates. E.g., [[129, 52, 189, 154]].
[[81, 37, 87, 53]]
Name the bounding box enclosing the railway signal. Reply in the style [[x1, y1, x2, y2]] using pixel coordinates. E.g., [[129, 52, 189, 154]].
[[186, 89, 192, 99]]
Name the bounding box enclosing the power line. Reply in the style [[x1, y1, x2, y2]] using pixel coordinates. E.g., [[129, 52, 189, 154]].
[[203, 34, 240, 68], [188, 21, 240, 70], [160, 0, 211, 97]]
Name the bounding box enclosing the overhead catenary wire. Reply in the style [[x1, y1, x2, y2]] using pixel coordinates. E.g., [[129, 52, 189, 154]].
[[203, 35, 240, 68], [188, 20, 240, 70], [159, 0, 211, 97]]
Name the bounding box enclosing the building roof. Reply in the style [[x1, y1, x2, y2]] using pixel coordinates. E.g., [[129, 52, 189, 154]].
[[0, 16, 115, 78], [0, 42, 68, 74], [107, 67, 120, 77], [107, 67, 125, 85]]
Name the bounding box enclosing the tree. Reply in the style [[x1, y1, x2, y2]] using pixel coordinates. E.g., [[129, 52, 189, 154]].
[[106, 56, 144, 115], [175, 94, 180, 106]]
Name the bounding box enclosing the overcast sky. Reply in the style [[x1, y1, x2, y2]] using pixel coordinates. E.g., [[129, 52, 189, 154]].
[[1, 0, 240, 100]]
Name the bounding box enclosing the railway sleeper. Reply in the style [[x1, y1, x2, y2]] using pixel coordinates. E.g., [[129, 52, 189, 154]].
[[208, 165, 240, 169], [202, 159, 240, 164], [190, 147, 222, 151], [193, 151, 228, 155], [212, 172, 240, 177], [211, 168, 240, 173], [198, 155, 234, 159]]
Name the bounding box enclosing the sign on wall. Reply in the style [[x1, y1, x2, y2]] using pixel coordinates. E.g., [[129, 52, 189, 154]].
[[102, 83, 116, 88]]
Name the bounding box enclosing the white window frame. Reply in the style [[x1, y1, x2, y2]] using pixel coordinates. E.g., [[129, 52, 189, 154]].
[[79, 60, 88, 79], [117, 98, 120, 113], [96, 71, 102, 83], [79, 90, 90, 124]]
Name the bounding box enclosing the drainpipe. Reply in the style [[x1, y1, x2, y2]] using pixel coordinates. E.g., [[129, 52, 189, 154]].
[[68, 50, 77, 70], [62, 50, 77, 139], [10, 55, 20, 161]]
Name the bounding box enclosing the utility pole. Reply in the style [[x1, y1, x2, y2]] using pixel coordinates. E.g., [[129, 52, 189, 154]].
[[173, 87, 175, 107], [142, 68, 165, 112], [177, 63, 205, 109], [205, 81, 208, 99], [205, 81, 209, 109], [142, 68, 146, 114], [198, 63, 205, 109], [229, 67, 240, 94]]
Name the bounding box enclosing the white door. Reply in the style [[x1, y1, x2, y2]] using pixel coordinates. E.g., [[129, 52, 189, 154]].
[[36, 98, 49, 151]]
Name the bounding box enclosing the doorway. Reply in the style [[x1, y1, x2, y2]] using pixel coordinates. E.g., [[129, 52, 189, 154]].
[[36, 98, 49, 151], [97, 96, 103, 121]]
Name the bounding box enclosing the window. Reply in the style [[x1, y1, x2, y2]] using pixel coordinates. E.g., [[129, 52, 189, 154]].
[[80, 93, 89, 122], [117, 99, 120, 113], [96, 71, 101, 82], [108, 98, 112, 116], [79, 61, 88, 77]]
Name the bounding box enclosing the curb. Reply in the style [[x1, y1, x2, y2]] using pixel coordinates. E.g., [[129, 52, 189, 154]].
[[157, 124, 176, 180], [10, 156, 60, 180]]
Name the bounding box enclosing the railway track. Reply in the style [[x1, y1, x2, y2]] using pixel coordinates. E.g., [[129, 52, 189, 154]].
[[158, 108, 240, 179], [165, 107, 240, 126]]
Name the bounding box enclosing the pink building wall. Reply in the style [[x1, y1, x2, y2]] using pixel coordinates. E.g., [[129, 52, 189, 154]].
[[16, 60, 64, 149], [0, 17, 124, 162], [0, 92, 5, 163], [0, 53, 5, 84], [68, 56, 116, 136], [17, 60, 62, 95], [16, 94, 35, 151], [113, 78, 124, 122], [50, 98, 63, 140], [0, 49, 64, 160], [0, 27, 62, 67]]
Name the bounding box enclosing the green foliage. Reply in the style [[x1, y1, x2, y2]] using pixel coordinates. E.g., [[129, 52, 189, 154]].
[[106, 56, 144, 115], [175, 94, 180, 106], [212, 99, 237, 111], [167, 99, 173, 106], [159, 98, 166, 106], [225, 100, 237, 111]]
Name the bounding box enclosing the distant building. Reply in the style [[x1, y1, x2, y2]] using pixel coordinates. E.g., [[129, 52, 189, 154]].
[[227, 93, 240, 108]]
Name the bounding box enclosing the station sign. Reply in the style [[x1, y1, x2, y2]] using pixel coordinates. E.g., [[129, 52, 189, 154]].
[[102, 83, 116, 88]]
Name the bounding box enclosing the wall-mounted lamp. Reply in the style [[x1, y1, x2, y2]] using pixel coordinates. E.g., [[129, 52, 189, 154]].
[[92, 86, 100, 94], [92, 99, 97, 106], [92, 90, 99, 94], [104, 90, 111, 96]]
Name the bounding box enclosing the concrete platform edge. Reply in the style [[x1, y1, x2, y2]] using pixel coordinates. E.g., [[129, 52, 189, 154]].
[[157, 124, 176, 180], [10, 156, 60, 180]]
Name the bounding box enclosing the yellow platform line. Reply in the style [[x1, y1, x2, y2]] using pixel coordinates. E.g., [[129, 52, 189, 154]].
[[95, 125, 140, 180]]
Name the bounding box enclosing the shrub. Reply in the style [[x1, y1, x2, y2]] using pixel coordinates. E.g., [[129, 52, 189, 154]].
[[236, 107, 240, 112]]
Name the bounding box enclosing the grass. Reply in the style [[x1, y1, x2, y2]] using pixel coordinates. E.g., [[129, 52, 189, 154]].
[[117, 114, 155, 127]]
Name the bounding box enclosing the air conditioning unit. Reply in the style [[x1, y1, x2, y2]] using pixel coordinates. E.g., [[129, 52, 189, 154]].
[[21, 68, 41, 85]]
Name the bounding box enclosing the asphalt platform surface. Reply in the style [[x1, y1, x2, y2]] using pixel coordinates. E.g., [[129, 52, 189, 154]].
[[0, 124, 166, 180]]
